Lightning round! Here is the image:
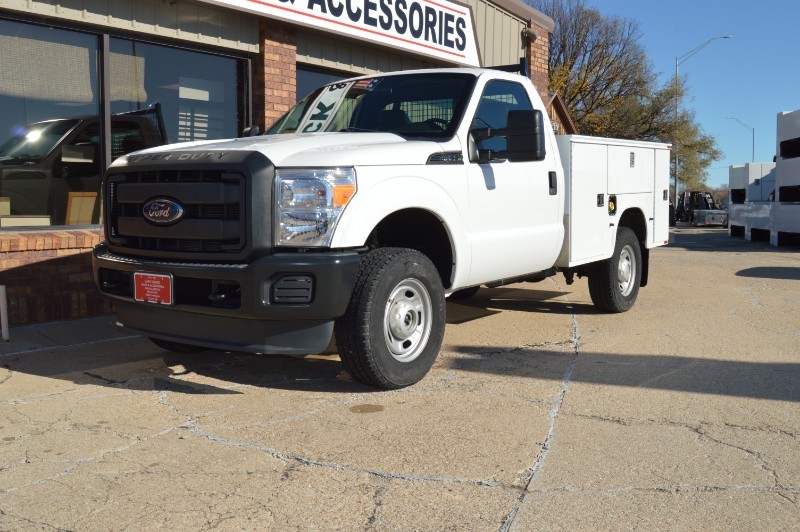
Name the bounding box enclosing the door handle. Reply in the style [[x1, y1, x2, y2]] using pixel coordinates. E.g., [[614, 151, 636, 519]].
[[548, 171, 557, 196]]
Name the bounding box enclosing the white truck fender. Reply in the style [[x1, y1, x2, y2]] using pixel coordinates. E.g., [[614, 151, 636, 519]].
[[331, 171, 471, 289]]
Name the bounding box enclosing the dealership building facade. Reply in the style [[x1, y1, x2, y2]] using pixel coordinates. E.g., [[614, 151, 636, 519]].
[[0, 0, 555, 325]]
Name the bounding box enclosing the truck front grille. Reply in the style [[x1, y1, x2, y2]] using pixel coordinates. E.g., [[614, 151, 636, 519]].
[[108, 169, 246, 255]]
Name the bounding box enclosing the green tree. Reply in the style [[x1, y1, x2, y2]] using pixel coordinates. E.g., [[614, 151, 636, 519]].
[[529, 0, 721, 192]]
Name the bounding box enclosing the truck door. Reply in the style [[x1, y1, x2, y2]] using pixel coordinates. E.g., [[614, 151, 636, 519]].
[[652, 147, 670, 244], [464, 79, 562, 284]]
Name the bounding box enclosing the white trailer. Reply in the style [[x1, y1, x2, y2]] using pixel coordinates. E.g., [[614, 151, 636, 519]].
[[774, 110, 800, 245], [732, 163, 776, 240]]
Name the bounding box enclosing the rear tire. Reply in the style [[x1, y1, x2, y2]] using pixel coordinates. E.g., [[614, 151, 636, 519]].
[[588, 227, 641, 313], [335, 248, 445, 389]]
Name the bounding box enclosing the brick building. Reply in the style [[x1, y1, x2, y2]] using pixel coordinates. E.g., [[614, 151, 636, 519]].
[[0, 0, 555, 325]]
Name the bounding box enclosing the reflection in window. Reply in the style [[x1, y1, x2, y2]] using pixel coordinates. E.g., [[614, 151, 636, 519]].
[[0, 19, 248, 230], [473, 80, 534, 155], [110, 39, 245, 144], [297, 66, 349, 102], [0, 20, 99, 227]]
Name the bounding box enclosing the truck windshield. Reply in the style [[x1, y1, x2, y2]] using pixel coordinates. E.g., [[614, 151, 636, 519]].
[[267, 73, 476, 139], [0, 119, 79, 163]]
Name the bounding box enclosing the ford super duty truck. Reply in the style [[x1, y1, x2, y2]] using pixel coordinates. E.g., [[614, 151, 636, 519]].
[[93, 67, 671, 389]]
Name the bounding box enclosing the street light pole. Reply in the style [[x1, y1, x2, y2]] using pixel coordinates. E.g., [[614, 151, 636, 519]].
[[674, 35, 733, 203], [727, 117, 755, 162]]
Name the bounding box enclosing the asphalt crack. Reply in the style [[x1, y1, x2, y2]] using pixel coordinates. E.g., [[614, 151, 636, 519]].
[[500, 277, 580, 532], [0, 364, 12, 386], [157, 385, 505, 490], [366, 484, 388, 528]]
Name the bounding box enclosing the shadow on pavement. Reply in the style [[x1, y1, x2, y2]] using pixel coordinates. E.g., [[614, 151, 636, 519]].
[[447, 286, 599, 324], [736, 266, 800, 280], [5, 277, 796, 400], [447, 346, 800, 403], [6, 333, 798, 402], [669, 226, 800, 253], [4, 286, 591, 396], [1, 341, 364, 395]]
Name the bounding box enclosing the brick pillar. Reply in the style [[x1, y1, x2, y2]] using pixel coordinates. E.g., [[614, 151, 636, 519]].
[[254, 19, 297, 131], [527, 21, 550, 103]]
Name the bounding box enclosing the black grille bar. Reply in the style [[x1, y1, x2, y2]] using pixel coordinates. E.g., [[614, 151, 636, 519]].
[[116, 182, 241, 204], [108, 169, 245, 255]]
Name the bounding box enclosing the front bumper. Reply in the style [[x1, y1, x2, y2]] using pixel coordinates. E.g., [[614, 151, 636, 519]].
[[93, 243, 361, 354]]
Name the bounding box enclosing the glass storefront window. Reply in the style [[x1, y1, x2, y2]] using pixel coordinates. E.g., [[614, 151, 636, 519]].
[[0, 20, 100, 227], [0, 19, 248, 229], [297, 66, 349, 102], [110, 39, 245, 144]]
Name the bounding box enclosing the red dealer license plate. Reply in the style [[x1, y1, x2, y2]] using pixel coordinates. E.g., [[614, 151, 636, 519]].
[[134, 272, 174, 305]]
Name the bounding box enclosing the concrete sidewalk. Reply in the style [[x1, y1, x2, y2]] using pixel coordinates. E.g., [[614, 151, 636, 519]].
[[1, 227, 798, 529], [0, 316, 132, 357]]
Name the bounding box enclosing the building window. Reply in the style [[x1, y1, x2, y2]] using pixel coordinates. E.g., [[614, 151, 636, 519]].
[[297, 66, 350, 102], [110, 39, 247, 144], [0, 18, 249, 229], [0, 19, 100, 227]]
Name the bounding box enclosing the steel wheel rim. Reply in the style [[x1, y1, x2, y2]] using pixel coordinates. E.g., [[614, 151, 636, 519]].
[[617, 245, 635, 297], [383, 278, 432, 363]]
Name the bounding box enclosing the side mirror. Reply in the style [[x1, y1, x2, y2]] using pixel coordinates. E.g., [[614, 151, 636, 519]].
[[468, 109, 546, 163], [241, 125, 261, 137], [506, 110, 546, 162]]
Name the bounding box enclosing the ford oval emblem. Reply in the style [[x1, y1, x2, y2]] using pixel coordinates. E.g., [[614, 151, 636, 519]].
[[142, 198, 184, 225]]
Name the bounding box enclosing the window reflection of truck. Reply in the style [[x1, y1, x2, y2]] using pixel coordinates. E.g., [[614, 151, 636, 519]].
[[0, 106, 166, 226]]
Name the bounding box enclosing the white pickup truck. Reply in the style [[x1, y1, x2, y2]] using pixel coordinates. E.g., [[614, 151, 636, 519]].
[[93, 67, 670, 389]]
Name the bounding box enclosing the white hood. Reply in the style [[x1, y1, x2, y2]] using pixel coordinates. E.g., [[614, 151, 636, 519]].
[[123, 132, 449, 167]]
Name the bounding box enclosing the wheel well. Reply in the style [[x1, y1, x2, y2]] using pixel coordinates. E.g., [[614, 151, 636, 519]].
[[366, 209, 454, 288], [618, 208, 647, 242], [618, 208, 649, 287]]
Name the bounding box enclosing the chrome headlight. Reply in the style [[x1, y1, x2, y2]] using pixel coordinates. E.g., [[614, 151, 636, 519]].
[[275, 167, 356, 247]]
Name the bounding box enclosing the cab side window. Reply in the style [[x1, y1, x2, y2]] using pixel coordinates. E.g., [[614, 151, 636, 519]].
[[472, 80, 534, 156]]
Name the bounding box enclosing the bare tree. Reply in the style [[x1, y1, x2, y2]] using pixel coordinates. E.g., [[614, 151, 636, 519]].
[[529, 0, 721, 189], [710, 184, 730, 205]]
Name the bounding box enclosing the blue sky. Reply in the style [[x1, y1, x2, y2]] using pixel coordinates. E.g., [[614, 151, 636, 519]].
[[587, 0, 799, 188]]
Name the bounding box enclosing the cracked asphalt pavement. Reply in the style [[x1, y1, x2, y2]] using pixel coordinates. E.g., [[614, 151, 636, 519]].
[[1, 226, 798, 529]]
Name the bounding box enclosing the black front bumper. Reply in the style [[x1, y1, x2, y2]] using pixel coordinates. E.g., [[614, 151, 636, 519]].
[[93, 243, 361, 354]]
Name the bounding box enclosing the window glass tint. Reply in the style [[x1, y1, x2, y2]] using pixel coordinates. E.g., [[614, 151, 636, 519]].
[[473, 80, 534, 154]]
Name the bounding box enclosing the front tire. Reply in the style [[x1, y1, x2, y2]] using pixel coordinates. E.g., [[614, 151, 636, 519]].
[[588, 227, 642, 313], [335, 248, 445, 389]]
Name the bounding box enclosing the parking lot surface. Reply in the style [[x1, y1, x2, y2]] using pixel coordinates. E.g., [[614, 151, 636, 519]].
[[1, 226, 798, 529]]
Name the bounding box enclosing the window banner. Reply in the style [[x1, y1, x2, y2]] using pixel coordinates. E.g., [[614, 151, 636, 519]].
[[197, 0, 480, 67]]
